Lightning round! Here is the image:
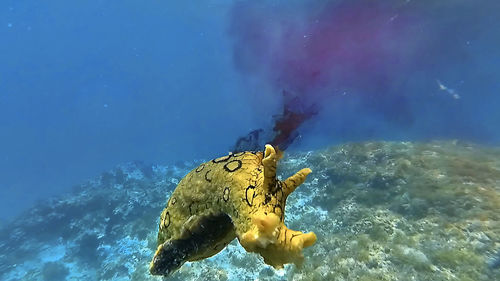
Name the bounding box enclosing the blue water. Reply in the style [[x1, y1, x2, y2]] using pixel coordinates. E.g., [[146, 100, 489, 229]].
[[0, 0, 499, 223]]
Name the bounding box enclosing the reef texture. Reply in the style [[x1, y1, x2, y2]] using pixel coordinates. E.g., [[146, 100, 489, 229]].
[[0, 141, 499, 281]]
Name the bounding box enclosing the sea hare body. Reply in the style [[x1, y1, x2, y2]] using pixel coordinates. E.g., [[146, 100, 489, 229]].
[[150, 145, 316, 276]]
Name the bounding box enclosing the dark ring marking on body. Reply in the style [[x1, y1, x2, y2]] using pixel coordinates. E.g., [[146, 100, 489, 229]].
[[170, 197, 177, 206], [223, 187, 230, 202], [245, 185, 256, 206], [224, 160, 242, 172], [284, 229, 288, 245], [195, 164, 205, 173], [290, 233, 302, 243], [163, 212, 170, 228], [275, 226, 282, 239], [205, 169, 212, 182], [212, 154, 231, 163]]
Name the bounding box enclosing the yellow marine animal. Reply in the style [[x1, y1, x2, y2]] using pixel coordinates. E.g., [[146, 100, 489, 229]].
[[150, 145, 316, 276]]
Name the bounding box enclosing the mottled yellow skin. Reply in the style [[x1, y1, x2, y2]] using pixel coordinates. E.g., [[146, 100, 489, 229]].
[[150, 145, 316, 276]]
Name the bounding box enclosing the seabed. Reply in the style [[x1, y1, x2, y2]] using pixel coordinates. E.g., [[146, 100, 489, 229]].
[[0, 141, 499, 281]]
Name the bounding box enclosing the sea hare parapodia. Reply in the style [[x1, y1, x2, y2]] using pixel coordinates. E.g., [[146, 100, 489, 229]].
[[150, 145, 316, 276]]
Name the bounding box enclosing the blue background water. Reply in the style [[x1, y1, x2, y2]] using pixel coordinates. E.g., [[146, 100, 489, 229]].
[[0, 0, 499, 221]]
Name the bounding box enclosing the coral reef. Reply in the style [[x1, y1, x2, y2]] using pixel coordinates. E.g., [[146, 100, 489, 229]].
[[0, 141, 498, 281]]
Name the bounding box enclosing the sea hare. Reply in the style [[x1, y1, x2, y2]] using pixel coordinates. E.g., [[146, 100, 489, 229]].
[[150, 145, 316, 276]]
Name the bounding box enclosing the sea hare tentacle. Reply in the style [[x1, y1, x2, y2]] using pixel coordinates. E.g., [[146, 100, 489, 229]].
[[283, 168, 312, 198], [150, 144, 316, 276]]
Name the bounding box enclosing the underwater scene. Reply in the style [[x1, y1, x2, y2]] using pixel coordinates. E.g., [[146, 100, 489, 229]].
[[1, 1, 499, 281]]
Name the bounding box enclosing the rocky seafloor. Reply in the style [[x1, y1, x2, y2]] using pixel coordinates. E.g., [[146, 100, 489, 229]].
[[0, 141, 499, 281]]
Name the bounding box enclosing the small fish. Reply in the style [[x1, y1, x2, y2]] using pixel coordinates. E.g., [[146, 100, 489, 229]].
[[436, 79, 460, 99]]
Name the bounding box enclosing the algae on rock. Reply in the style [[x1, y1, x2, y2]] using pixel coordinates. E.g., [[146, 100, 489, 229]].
[[0, 141, 499, 281]]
